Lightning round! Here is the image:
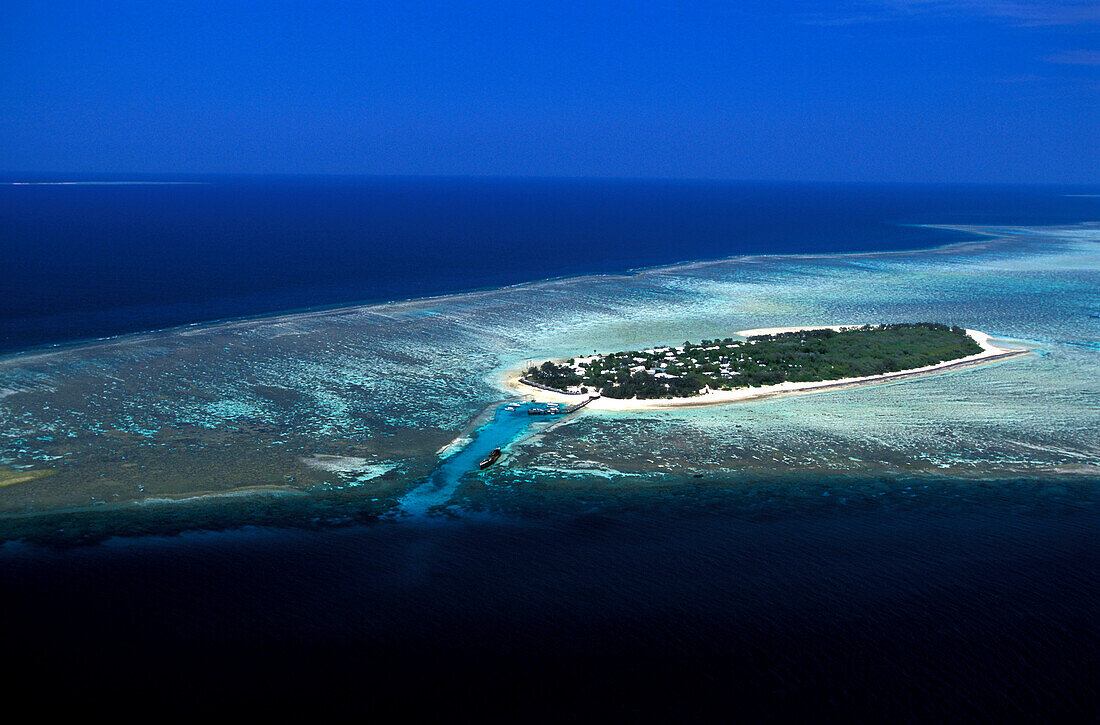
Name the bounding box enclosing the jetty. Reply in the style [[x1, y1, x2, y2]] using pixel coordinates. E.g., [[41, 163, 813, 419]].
[[527, 394, 599, 416], [519, 377, 587, 395]]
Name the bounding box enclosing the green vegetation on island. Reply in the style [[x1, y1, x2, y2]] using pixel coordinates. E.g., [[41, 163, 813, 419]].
[[524, 323, 983, 400]]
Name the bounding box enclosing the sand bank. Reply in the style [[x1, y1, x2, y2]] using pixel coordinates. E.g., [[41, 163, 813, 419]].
[[499, 327, 1028, 411]]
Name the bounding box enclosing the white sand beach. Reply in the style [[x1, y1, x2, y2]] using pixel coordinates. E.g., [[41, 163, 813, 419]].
[[500, 327, 1028, 411]]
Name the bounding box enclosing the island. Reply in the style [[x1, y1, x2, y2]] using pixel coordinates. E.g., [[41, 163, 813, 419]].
[[507, 324, 1027, 410]]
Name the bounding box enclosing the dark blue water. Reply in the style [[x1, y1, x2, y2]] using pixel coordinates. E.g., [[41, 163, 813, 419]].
[[3, 175, 1099, 353], [1, 488, 1096, 719]]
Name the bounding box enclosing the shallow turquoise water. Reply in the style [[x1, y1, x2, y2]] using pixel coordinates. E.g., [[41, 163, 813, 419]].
[[399, 402, 552, 515]]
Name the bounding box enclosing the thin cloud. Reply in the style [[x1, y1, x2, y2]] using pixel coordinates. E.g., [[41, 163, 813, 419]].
[[994, 73, 1052, 82], [803, 1, 1100, 27], [995, 72, 1100, 85], [1046, 49, 1100, 65]]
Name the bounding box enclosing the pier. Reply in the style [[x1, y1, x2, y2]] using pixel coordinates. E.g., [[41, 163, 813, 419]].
[[527, 394, 599, 416], [518, 377, 586, 395]]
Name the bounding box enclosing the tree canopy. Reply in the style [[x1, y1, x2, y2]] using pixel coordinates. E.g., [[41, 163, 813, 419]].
[[523, 323, 981, 399]]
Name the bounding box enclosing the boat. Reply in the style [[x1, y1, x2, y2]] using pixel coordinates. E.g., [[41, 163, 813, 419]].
[[479, 448, 502, 469]]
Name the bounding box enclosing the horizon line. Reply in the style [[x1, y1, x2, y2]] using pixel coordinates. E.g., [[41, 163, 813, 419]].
[[1, 171, 1097, 188]]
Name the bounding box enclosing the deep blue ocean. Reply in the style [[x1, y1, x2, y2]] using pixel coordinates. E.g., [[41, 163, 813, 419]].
[[1, 178, 1097, 719], [3, 175, 1099, 353], [2, 491, 1096, 719]]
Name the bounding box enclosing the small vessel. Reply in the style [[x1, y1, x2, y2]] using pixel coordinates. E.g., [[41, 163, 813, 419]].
[[479, 448, 502, 469]]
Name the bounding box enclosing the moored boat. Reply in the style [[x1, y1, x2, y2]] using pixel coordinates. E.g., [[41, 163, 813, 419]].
[[479, 447, 502, 469]]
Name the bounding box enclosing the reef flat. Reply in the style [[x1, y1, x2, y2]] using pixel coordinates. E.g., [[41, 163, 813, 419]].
[[0, 224, 1098, 541]]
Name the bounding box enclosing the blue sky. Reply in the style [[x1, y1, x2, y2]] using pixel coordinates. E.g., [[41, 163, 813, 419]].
[[2, 1, 1097, 181]]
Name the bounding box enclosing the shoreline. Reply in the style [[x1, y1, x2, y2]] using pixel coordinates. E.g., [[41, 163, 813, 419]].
[[499, 327, 1029, 411]]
